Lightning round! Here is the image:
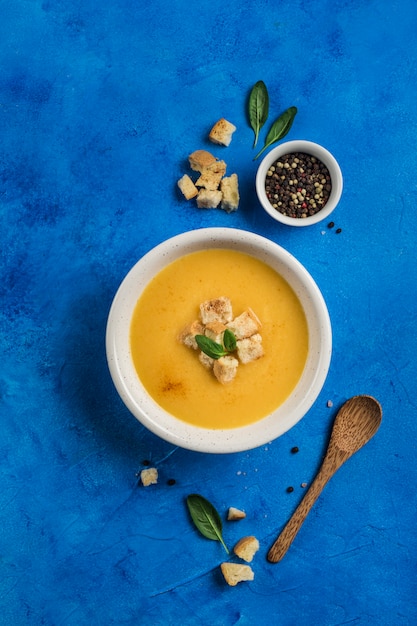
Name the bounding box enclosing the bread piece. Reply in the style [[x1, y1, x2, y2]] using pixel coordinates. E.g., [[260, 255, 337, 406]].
[[178, 320, 205, 350], [209, 118, 237, 146], [213, 355, 239, 384], [195, 160, 227, 190], [220, 173, 240, 212], [227, 308, 262, 340], [140, 468, 158, 487], [227, 507, 246, 521], [188, 149, 217, 172], [221, 562, 254, 586], [204, 321, 226, 344], [236, 333, 264, 364], [233, 536, 259, 562], [199, 351, 214, 370], [196, 189, 222, 209], [177, 174, 198, 200], [200, 297, 233, 324]]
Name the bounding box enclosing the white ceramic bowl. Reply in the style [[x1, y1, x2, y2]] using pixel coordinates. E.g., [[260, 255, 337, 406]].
[[106, 228, 332, 453], [256, 140, 343, 226]]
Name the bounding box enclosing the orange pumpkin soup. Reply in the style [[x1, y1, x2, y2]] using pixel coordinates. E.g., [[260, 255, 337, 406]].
[[130, 249, 308, 429]]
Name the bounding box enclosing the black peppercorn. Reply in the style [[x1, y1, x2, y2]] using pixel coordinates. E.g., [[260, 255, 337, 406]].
[[286, 486, 294, 493], [265, 152, 332, 218]]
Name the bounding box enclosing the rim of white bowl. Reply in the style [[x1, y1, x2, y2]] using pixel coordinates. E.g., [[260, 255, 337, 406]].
[[256, 140, 343, 226], [106, 227, 332, 453]]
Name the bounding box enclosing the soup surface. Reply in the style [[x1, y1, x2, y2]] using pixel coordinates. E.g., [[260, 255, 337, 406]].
[[130, 249, 308, 429]]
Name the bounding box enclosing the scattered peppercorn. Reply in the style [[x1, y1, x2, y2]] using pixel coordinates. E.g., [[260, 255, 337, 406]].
[[167, 479, 176, 486], [327, 400, 333, 408], [327, 221, 335, 228], [142, 459, 151, 466], [286, 486, 294, 493], [336, 228, 342, 234], [301, 482, 308, 488], [291, 446, 299, 454], [265, 152, 332, 218]]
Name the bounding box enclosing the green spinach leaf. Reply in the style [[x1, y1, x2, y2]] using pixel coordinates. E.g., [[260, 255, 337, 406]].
[[254, 106, 297, 160], [249, 80, 269, 148], [195, 330, 237, 360], [223, 328, 237, 353], [195, 335, 227, 359], [186, 494, 229, 553]]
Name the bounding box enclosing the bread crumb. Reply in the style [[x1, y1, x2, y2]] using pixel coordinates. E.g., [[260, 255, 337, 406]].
[[220, 173, 240, 213], [227, 507, 246, 521], [233, 536, 259, 562], [188, 149, 217, 172], [196, 189, 222, 209], [236, 334, 264, 364], [209, 118, 237, 146], [195, 160, 227, 190], [220, 562, 254, 586], [177, 174, 198, 200], [140, 468, 158, 487], [178, 320, 205, 350], [227, 308, 262, 340], [200, 297, 233, 324], [199, 351, 214, 370], [204, 321, 227, 344], [213, 355, 239, 384]]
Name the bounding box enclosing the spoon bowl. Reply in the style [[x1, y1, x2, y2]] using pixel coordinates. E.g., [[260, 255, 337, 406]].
[[330, 395, 382, 453], [268, 395, 382, 562]]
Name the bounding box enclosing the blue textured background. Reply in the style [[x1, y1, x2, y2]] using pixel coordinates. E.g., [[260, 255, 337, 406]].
[[1, 1, 416, 624]]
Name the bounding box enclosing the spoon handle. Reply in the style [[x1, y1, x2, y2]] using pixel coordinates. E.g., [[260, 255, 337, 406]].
[[267, 448, 348, 562]]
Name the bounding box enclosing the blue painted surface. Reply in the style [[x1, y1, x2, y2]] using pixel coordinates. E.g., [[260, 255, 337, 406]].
[[1, 0, 416, 624]]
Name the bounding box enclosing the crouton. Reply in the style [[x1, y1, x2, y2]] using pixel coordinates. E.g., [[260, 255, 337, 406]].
[[188, 149, 217, 172], [227, 507, 246, 521], [199, 351, 214, 370], [204, 321, 226, 344], [178, 320, 205, 350], [196, 189, 222, 209], [200, 297, 233, 324], [140, 468, 158, 487], [220, 562, 254, 586], [177, 174, 198, 200], [179, 297, 264, 385], [236, 333, 264, 364], [233, 536, 259, 562], [220, 173, 240, 213], [213, 355, 239, 384], [227, 308, 262, 340], [195, 160, 227, 191], [209, 118, 237, 146]]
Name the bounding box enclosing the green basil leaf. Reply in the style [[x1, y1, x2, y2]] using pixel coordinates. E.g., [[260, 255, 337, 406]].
[[223, 328, 237, 353], [254, 106, 297, 160], [186, 494, 229, 554], [195, 335, 227, 360], [249, 80, 269, 148]]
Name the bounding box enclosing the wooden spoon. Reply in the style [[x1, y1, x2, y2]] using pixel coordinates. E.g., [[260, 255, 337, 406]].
[[268, 395, 382, 563]]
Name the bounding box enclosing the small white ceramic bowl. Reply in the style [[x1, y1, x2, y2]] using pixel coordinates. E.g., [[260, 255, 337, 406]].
[[106, 228, 332, 454], [256, 140, 343, 226]]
